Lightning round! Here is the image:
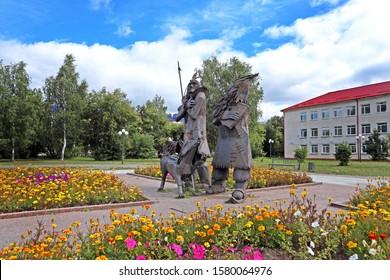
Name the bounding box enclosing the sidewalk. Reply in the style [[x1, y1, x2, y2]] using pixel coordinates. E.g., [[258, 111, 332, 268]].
[[0, 172, 365, 250]]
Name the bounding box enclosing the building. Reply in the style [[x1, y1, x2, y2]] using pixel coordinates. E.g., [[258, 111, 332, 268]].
[[282, 81, 390, 160]]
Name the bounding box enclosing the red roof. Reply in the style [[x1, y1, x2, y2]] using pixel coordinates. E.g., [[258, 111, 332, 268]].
[[282, 81, 390, 111]]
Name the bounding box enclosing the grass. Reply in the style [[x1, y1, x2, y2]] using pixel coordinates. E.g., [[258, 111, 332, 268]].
[[1, 156, 389, 177]]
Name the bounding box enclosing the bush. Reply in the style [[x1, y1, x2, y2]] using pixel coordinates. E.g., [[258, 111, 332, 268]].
[[293, 147, 308, 171], [335, 142, 352, 166]]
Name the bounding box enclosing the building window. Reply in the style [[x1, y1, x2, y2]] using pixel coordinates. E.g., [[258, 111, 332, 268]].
[[300, 129, 307, 138], [311, 145, 318, 154], [377, 122, 388, 133], [321, 109, 329, 120], [333, 107, 342, 118], [334, 144, 339, 154], [322, 144, 330, 154], [301, 145, 307, 150], [349, 144, 357, 154], [347, 105, 356, 116], [311, 128, 318, 137], [300, 112, 307, 122], [361, 124, 371, 134], [322, 127, 330, 137], [361, 104, 370, 115], [334, 126, 343, 136], [347, 125, 356, 135], [376, 101, 387, 112], [310, 111, 318, 121]]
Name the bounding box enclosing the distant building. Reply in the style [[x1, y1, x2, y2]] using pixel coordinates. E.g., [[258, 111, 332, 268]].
[[282, 81, 390, 160]]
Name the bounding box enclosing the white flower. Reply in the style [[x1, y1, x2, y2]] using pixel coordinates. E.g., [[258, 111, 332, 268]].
[[321, 231, 329, 236], [275, 219, 280, 224], [310, 241, 315, 248], [349, 254, 359, 260], [311, 221, 319, 228], [362, 240, 368, 247], [293, 210, 302, 217], [307, 246, 315, 256], [369, 248, 377, 256]]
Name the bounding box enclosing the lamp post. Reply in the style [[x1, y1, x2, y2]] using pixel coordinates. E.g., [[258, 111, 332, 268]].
[[356, 134, 365, 162], [118, 129, 129, 164], [268, 139, 274, 162]]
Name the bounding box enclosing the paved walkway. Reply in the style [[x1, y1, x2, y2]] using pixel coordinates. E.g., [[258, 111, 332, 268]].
[[0, 172, 369, 250]]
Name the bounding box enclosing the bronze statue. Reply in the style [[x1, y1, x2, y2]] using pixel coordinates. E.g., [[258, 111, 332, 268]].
[[207, 73, 259, 203]]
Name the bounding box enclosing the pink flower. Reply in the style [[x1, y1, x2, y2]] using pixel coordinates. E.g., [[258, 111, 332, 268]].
[[253, 250, 263, 260], [190, 243, 206, 260], [227, 247, 237, 252], [170, 244, 183, 256], [136, 255, 147, 260], [242, 246, 253, 253], [125, 238, 137, 249]]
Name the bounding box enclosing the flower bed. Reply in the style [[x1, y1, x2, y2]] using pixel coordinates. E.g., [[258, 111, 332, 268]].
[[1, 179, 389, 260], [134, 165, 313, 188], [0, 167, 146, 213]]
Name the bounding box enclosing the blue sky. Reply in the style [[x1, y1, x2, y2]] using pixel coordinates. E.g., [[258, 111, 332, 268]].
[[1, 0, 389, 120]]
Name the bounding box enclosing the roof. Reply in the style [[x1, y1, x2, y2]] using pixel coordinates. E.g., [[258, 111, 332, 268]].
[[282, 81, 390, 112]]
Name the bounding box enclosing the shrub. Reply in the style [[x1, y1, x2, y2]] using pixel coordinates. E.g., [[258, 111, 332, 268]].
[[335, 142, 352, 166]]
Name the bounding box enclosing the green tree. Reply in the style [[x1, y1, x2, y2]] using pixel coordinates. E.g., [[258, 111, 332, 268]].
[[364, 130, 389, 160], [41, 54, 88, 160], [0, 61, 42, 160], [84, 88, 139, 160], [335, 142, 352, 166], [198, 56, 264, 153], [264, 116, 284, 157], [293, 147, 308, 171]]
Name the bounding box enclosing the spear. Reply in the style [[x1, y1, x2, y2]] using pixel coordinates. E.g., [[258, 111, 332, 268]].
[[177, 61, 184, 98]]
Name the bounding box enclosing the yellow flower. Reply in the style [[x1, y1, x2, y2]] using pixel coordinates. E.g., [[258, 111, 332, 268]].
[[204, 242, 210, 248], [96, 255, 108, 260], [176, 235, 184, 242], [347, 241, 357, 249], [213, 224, 221, 231], [289, 189, 296, 195], [245, 221, 253, 228], [52, 223, 57, 229], [345, 219, 356, 226], [258, 225, 266, 231], [286, 230, 293, 235]]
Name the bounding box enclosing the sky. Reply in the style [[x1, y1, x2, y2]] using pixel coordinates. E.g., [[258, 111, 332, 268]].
[[1, 0, 390, 121]]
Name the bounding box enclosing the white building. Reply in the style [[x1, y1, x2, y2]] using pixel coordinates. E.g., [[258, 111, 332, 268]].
[[282, 81, 390, 160]]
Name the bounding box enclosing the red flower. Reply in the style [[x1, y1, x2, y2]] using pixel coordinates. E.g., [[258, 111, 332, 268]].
[[368, 232, 378, 241], [379, 233, 388, 240]]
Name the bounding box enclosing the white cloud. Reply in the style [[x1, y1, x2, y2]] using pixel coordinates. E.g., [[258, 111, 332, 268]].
[[89, 0, 111, 11], [115, 21, 133, 37]]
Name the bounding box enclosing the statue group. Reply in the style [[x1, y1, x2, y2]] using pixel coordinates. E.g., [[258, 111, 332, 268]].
[[158, 71, 258, 204]]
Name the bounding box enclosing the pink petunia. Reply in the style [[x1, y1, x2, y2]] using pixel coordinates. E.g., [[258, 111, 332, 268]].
[[190, 243, 206, 260], [136, 255, 147, 260], [125, 238, 137, 249], [253, 250, 264, 260], [171, 244, 183, 256], [242, 246, 253, 253]]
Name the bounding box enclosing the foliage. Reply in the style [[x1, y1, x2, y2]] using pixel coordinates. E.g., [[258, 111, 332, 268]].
[[0, 167, 145, 213], [0, 61, 41, 160], [198, 56, 264, 152], [1, 179, 389, 260], [127, 132, 156, 159], [335, 142, 352, 166], [293, 147, 308, 171], [41, 54, 88, 160], [364, 130, 389, 160], [264, 116, 284, 157]]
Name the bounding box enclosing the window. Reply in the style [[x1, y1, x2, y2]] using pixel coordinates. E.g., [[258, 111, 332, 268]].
[[300, 129, 307, 138], [347, 105, 356, 116], [301, 145, 307, 150], [322, 127, 330, 137], [333, 107, 342, 118], [349, 144, 357, 154], [347, 125, 356, 135], [334, 144, 339, 154], [377, 122, 388, 133], [321, 109, 329, 120], [361, 124, 371, 134], [376, 101, 387, 112], [311, 145, 318, 154], [311, 128, 318, 137], [334, 126, 343, 136], [300, 112, 307, 122], [361, 104, 370, 115], [310, 111, 318, 121], [322, 144, 330, 154]]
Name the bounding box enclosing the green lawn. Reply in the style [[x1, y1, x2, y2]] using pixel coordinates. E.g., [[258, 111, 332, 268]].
[[1, 156, 389, 177]]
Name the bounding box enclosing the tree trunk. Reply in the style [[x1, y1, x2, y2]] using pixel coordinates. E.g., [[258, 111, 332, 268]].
[[61, 123, 66, 161], [11, 138, 15, 162]]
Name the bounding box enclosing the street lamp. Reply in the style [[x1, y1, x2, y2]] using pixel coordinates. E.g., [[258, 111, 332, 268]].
[[268, 139, 274, 162], [356, 134, 365, 162], [118, 128, 129, 164]]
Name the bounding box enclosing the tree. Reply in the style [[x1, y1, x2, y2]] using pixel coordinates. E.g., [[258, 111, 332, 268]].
[[364, 130, 389, 160], [335, 142, 352, 166], [264, 116, 284, 157], [84, 88, 140, 160], [198, 56, 264, 154], [0, 61, 41, 160], [293, 147, 308, 171], [42, 54, 88, 160]]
